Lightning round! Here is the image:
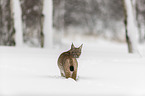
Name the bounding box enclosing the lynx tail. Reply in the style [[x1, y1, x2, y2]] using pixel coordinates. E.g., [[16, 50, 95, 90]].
[[70, 66, 74, 71]]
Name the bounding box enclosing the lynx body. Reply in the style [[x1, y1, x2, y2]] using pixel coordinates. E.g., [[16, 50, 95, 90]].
[[57, 43, 82, 80]]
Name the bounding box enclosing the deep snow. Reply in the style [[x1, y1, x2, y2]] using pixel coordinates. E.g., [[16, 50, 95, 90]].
[[0, 41, 145, 96]]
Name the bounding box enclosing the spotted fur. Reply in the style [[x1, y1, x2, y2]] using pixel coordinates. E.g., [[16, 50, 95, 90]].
[[57, 43, 83, 80]]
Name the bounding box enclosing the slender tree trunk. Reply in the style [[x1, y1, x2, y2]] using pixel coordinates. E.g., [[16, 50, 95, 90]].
[[53, 0, 65, 45], [13, 0, 23, 47], [0, 0, 15, 46], [123, 0, 133, 53], [122, 0, 138, 53], [43, 0, 53, 48], [136, 0, 145, 43], [20, 0, 43, 47]]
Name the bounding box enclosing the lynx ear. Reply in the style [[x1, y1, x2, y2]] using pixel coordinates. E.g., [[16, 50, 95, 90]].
[[79, 44, 83, 50], [71, 43, 75, 49]]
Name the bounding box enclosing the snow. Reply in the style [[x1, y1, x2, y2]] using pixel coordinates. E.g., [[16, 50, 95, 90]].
[[43, 0, 53, 48], [0, 40, 145, 96], [13, 0, 23, 47]]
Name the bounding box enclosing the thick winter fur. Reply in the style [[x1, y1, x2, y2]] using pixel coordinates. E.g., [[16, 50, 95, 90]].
[[57, 43, 83, 80]]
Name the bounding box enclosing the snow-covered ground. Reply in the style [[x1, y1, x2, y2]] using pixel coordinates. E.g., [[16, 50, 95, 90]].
[[0, 40, 145, 96]]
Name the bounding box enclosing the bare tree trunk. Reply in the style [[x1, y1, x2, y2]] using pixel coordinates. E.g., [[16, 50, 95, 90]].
[[43, 0, 53, 48], [53, 0, 65, 45], [136, 0, 145, 43], [122, 0, 133, 53], [20, 0, 43, 47], [0, 0, 15, 46], [122, 0, 138, 53], [13, 0, 23, 47]]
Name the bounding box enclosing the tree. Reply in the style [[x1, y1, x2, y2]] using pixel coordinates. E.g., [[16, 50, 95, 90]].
[[20, 0, 43, 47], [122, 0, 138, 53], [53, 0, 65, 45], [0, 0, 15, 46], [13, 0, 23, 47], [43, 0, 53, 48], [136, 0, 145, 43]]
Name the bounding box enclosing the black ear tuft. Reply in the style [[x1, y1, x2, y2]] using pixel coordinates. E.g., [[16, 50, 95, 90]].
[[79, 44, 83, 50], [71, 43, 75, 49]]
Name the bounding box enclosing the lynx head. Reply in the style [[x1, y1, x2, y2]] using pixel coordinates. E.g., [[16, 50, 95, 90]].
[[69, 43, 83, 58]]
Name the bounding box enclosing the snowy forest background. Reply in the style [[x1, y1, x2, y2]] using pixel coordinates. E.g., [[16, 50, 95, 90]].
[[1, 0, 145, 95], [0, 0, 145, 49]]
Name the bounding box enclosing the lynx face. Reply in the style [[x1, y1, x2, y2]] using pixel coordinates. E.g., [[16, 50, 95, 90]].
[[69, 43, 83, 58]]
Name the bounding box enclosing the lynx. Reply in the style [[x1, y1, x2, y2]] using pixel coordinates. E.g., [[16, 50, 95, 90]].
[[57, 43, 83, 80]]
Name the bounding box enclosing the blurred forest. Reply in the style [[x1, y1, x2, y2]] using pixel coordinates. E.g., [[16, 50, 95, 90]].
[[0, 0, 145, 48]]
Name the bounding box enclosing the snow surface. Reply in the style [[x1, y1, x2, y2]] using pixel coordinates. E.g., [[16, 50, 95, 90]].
[[0, 40, 145, 96]]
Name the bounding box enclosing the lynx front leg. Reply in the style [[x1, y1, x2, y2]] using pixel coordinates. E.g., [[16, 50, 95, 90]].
[[61, 72, 65, 77]]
